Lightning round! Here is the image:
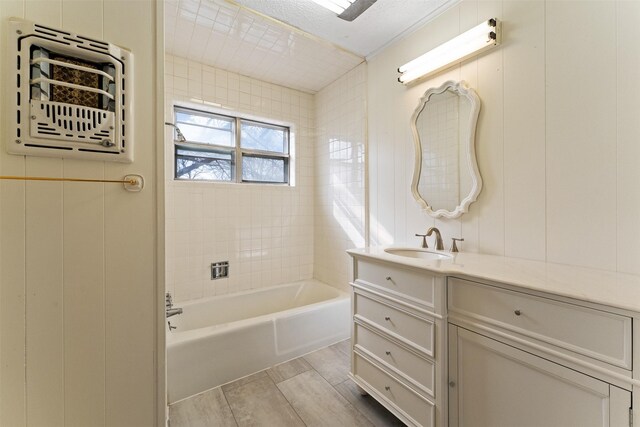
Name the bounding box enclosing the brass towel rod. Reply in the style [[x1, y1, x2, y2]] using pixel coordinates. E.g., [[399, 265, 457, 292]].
[[0, 174, 144, 192]]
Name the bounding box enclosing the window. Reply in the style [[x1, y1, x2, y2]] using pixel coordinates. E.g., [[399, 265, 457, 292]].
[[173, 106, 290, 184]]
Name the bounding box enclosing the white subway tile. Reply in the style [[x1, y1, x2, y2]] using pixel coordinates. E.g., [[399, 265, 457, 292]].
[[166, 55, 320, 298]]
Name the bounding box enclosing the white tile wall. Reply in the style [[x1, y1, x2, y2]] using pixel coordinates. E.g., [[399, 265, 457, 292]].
[[165, 54, 315, 302], [165, 0, 363, 93], [367, 0, 640, 274], [314, 63, 367, 291]]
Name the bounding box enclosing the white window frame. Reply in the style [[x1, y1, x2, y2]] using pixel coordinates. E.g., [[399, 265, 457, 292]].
[[173, 105, 291, 185]]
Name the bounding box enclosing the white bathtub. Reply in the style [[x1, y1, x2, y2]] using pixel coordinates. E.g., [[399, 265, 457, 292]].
[[167, 279, 350, 403]]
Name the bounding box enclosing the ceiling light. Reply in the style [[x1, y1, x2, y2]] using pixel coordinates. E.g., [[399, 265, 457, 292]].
[[311, 0, 377, 21], [311, 0, 353, 14], [398, 18, 501, 84]]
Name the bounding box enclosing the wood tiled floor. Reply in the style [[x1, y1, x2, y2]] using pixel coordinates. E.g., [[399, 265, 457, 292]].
[[169, 339, 406, 427]]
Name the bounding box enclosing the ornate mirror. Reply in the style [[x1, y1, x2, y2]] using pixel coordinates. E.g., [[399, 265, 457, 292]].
[[410, 80, 482, 219]]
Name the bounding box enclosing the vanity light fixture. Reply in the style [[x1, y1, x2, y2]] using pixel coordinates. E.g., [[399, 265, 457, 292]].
[[311, 0, 377, 21], [398, 18, 501, 84]]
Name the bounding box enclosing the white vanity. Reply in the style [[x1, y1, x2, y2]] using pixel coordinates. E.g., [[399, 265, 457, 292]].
[[347, 247, 640, 427]]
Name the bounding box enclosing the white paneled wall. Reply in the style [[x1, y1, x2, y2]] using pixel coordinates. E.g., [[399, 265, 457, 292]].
[[368, 0, 640, 274], [314, 64, 367, 291], [165, 54, 315, 301], [0, 0, 160, 426]]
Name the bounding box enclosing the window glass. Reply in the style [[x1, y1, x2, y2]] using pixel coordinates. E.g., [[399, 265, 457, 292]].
[[242, 156, 286, 183], [176, 109, 234, 147], [173, 107, 289, 184], [175, 147, 233, 181], [240, 120, 287, 153]]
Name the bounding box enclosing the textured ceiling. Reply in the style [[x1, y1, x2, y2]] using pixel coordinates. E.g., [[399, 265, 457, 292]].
[[233, 0, 457, 57], [165, 0, 458, 93]]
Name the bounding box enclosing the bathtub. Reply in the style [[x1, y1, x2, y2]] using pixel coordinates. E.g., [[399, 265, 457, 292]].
[[167, 279, 350, 403]]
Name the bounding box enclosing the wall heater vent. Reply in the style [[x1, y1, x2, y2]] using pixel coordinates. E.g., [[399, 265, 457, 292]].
[[7, 18, 134, 162]]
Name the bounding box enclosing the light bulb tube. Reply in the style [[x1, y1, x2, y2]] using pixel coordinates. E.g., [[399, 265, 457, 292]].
[[398, 18, 500, 84]]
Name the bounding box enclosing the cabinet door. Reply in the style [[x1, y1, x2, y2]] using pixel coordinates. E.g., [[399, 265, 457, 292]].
[[448, 325, 631, 427]]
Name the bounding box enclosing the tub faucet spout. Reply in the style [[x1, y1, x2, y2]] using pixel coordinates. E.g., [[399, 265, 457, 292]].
[[165, 292, 183, 318], [166, 307, 183, 318]]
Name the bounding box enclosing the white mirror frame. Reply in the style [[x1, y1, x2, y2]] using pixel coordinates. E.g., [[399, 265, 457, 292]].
[[410, 80, 482, 219]]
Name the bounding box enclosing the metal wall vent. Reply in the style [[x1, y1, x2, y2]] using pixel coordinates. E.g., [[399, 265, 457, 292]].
[[7, 18, 134, 162]]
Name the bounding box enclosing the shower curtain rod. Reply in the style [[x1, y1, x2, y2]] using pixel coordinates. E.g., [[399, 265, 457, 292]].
[[0, 174, 145, 192]]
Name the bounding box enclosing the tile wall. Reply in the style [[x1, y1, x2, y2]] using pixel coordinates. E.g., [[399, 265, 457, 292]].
[[164, 0, 363, 93], [165, 54, 315, 302], [314, 64, 368, 291]]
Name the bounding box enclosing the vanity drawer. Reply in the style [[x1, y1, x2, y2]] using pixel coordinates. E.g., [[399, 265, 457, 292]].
[[355, 259, 436, 311], [354, 323, 435, 396], [354, 291, 434, 356], [353, 353, 434, 427], [448, 278, 632, 369]]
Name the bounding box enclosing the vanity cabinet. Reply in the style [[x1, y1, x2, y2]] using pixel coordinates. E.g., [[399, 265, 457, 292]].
[[448, 325, 631, 427], [348, 251, 638, 427], [349, 258, 446, 427], [447, 277, 633, 427]]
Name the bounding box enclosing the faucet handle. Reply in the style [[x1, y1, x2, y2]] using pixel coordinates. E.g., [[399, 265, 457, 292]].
[[450, 238, 464, 253], [165, 292, 173, 308], [415, 233, 428, 248]]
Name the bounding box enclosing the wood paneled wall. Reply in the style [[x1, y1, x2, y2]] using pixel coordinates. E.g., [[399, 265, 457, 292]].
[[0, 1, 162, 425], [367, 0, 640, 274]]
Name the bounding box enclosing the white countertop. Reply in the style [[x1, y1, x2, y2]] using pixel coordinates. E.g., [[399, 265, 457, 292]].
[[347, 246, 640, 314]]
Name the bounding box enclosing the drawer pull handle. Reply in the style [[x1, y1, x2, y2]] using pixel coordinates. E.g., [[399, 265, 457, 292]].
[[385, 351, 391, 356], [384, 316, 391, 321], [385, 276, 392, 281], [384, 386, 391, 391], [514, 309, 521, 316], [449, 381, 456, 387]]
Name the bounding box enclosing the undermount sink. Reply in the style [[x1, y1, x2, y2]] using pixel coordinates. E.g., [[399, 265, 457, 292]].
[[384, 247, 453, 260]]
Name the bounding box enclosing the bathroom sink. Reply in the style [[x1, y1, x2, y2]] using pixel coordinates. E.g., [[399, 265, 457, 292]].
[[384, 248, 453, 260]]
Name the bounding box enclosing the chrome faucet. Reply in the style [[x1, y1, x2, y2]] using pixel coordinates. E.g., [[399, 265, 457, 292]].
[[165, 292, 183, 318], [426, 227, 444, 250]]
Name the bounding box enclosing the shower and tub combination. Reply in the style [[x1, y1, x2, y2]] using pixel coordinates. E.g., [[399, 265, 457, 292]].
[[166, 279, 350, 403]]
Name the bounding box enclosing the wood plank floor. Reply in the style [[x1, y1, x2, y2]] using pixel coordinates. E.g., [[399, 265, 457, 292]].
[[169, 339, 405, 427]]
